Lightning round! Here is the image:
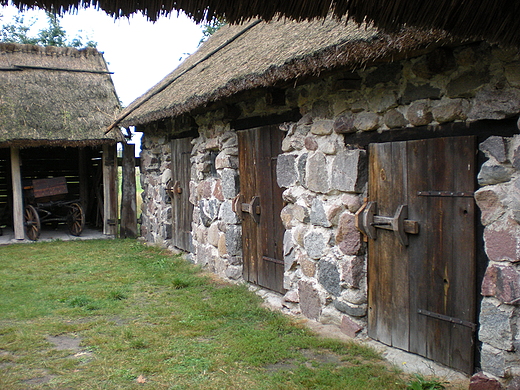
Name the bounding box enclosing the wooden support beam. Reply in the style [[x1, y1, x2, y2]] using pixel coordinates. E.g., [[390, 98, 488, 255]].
[[10, 147, 24, 240], [78, 148, 89, 216], [103, 144, 118, 236], [120, 143, 137, 238]]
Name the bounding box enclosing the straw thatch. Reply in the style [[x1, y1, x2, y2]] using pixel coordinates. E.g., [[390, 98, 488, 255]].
[[0, 43, 122, 147], [5, 0, 520, 47], [112, 18, 451, 129]]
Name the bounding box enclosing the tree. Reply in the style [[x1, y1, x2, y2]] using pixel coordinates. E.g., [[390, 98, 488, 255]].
[[1, 11, 96, 48], [0, 15, 39, 44], [199, 17, 226, 45]]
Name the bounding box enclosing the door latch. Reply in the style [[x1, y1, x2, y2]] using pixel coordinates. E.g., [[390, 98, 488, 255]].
[[355, 201, 419, 246], [166, 180, 182, 197], [232, 195, 261, 223]]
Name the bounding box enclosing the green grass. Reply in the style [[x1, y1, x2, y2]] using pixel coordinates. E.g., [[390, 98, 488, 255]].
[[0, 239, 408, 389]]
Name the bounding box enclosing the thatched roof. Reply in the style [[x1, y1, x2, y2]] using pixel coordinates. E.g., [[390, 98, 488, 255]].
[[5, 0, 520, 47], [0, 43, 122, 147], [112, 18, 451, 129]]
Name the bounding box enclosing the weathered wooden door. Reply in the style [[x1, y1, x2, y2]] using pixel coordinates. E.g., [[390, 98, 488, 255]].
[[238, 125, 285, 293], [170, 137, 193, 252], [365, 136, 476, 374]]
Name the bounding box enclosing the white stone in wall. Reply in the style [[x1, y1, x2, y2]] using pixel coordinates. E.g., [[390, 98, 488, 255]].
[[330, 150, 366, 193], [207, 223, 220, 247], [306, 151, 330, 193], [218, 200, 239, 224], [303, 229, 331, 260]]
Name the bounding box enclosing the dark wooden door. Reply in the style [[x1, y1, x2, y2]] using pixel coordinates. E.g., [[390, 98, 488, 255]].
[[367, 136, 476, 374], [171, 137, 193, 252], [238, 125, 285, 293]]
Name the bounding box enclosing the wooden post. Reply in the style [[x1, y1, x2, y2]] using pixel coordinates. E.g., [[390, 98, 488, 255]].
[[120, 143, 137, 238], [102, 144, 118, 236], [10, 147, 24, 240], [78, 148, 89, 216]]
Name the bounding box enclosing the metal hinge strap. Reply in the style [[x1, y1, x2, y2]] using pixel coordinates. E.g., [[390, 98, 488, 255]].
[[417, 309, 476, 331], [417, 191, 474, 197], [263, 256, 284, 265]]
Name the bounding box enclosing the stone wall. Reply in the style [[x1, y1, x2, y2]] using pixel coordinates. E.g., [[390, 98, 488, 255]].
[[138, 41, 520, 379], [190, 120, 243, 281], [476, 135, 520, 380], [140, 134, 173, 247]]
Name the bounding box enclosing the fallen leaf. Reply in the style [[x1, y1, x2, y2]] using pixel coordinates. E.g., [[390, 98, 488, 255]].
[[136, 375, 146, 384]]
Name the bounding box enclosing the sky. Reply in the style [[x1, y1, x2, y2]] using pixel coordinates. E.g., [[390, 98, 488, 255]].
[[0, 5, 205, 107]]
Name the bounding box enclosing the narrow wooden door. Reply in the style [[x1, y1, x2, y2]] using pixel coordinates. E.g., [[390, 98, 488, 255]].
[[170, 137, 193, 252], [367, 136, 476, 374], [238, 125, 285, 293]]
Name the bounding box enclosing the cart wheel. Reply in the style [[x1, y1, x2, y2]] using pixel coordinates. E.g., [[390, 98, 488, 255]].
[[24, 205, 40, 241], [67, 203, 85, 236]]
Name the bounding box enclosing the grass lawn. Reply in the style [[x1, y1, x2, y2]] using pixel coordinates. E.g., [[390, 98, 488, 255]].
[[0, 239, 410, 389]]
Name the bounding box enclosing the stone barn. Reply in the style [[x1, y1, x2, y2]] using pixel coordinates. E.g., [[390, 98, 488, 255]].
[[0, 43, 122, 240], [110, 18, 520, 384]]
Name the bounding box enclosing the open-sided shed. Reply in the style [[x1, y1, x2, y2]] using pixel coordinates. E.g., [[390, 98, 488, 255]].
[[111, 18, 520, 384], [0, 43, 121, 240]]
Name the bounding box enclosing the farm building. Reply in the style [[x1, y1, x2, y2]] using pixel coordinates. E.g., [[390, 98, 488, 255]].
[[0, 43, 122, 240], [109, 17, 520, 384]]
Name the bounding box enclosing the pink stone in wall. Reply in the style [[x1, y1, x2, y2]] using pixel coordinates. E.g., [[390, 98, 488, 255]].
[[484, 224, 520, 263], [340, 316, 363, 338], [475, 188, 505, 226], [481, 264, 520, 304], [336, 211, 361, 255], [213, 179, 224, 201], [469, 372, 503, 390]]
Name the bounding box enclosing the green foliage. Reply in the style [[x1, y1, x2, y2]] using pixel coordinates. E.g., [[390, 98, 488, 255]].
[[199, 17, 226, 45], [407, 374, 447, 390], [1, 11, 97, 48], [0, 15, 38, 44]]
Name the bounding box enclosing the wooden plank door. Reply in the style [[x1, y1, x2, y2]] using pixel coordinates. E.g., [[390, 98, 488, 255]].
[[238, 125, 285, 293], [367, 136, 476, 374], [171, 137, 193, 252]]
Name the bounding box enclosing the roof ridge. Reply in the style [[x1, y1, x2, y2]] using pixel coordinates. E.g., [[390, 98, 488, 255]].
[[0, 43, 100, 58]]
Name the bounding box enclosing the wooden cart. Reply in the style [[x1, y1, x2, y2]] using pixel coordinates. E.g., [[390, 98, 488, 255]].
[[23, 177, 85, 241]]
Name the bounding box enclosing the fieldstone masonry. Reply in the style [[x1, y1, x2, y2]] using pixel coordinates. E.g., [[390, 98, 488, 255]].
[[139, 41, 520, 382], [477, 135, 520, 380]]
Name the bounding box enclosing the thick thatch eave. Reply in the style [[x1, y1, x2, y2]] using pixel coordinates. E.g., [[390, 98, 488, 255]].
[[0, 43, 122, 146], [5, 0, 520, 47], [113, 18, 452, 129]]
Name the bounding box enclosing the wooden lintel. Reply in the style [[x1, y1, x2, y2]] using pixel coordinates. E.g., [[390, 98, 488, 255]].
[[232, 108, 301, 131], [344, 117, 519, 147]]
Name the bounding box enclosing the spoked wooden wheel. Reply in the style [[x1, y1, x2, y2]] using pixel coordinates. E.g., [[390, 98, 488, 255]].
[[24, 205, 40, 241], [67, 203, 85, 236]]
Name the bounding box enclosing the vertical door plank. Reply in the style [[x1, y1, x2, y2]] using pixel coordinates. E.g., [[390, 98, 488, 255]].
[[426, 137, 452, 367], [262, 126, 285, 292], [368, 141, 409, 349], [389, 142, 410, 351], [238, 129, 259, 284], [407, 139, 430, 359], [171, 138, 194, 252], [445, 136, 476, 373]]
